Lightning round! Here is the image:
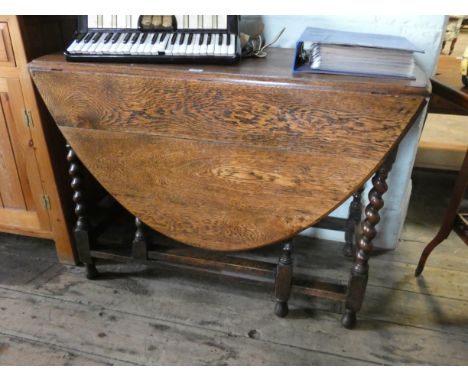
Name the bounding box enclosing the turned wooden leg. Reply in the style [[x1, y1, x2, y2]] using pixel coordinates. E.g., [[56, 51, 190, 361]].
[[67, 143, 98, 280], [132, 217, 148, 260], [343, 187, 364, 258], [342, 151, 396, 329], [415, 150, 468, 276], [274, 240, 293, 318]]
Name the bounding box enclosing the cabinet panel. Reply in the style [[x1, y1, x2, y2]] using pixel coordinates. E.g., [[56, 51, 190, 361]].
[[0, 95, 25, 208], [0, 22, 15, 66], [0, 77, 51, 231]]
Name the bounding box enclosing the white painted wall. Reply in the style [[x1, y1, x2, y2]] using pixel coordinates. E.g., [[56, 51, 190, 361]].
[[250, 16, 446, 249]]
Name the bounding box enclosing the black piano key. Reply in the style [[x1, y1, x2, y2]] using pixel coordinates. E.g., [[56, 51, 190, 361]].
[[140, 32, 148, 44], [123, 33, 131, 43], [187, 33, 193, 45], [160, 32, 167, 42], [112, 32, 121, 43], [170, 33, 177, 44], [92, 32, 102, 43], [104, 33, 113, 44], [151, 33, 159, 44], [84, 32, 94, 43], [207, 33, 212, 45], [178, 33, 185, 45], [198, 33, 204, 45], [218, 33, 223, 45], [226, 33, 231, 46], [131, 33, 140, 44], [75, 33, 85, 43]]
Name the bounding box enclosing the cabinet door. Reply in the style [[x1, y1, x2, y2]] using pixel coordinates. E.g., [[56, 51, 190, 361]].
[[0, 77, 51, 234]]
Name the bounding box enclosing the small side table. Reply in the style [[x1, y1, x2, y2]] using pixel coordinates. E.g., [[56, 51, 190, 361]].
[[415, 55, 468, 276]]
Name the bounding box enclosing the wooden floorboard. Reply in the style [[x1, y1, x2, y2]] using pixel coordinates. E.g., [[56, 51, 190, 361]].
[[0, 168, 467, 365]]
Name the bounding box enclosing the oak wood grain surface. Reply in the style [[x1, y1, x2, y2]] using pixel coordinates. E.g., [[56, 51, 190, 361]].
[[29, 49, 429, 251]]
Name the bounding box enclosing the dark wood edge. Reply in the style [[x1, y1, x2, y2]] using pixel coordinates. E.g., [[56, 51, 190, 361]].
[[431, 79, 468, 110]]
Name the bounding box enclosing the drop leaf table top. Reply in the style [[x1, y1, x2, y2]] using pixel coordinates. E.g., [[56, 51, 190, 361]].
[[29, 49, 429, 252]]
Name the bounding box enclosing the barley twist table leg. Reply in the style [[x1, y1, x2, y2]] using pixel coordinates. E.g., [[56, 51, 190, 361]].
[[342, 151, 396, 329], [67, 143, 98, 280]]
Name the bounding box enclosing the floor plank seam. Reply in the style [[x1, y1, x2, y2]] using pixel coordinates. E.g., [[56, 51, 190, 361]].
[[0, 330, 139, 365], [24, 263, 60, 285], [2, 282, 466, 361], [367, 283, 468, 303], [0, 285, 387, 364]]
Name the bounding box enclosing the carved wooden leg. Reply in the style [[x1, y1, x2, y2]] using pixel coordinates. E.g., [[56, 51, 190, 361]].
[[274, 240, 293, 318], [415, 150, 468, 276], [342, 151, 396, 329], [67, 143, 98, 280], [132, 217, 148, 261], [343, 187, 364, 258]]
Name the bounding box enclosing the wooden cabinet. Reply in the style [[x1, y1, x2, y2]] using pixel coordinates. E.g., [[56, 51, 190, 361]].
[[0, 15, 77, 263]]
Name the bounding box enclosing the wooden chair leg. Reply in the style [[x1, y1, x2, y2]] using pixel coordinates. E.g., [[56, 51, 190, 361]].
[[67, 143, 98, 280], [343, 187, 364, 258], [132, 217, 148, 261], [415, 150, 468, 276], [274, 240, 293, 318], [342, 151, 396, 329]]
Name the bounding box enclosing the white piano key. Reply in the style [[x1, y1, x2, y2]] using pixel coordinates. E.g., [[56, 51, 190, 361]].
[[80, 35, 97, 53], [121, 34, 136, 54], [114, 34, 130, 54], [88, 15, 98, 28], [212, 15, 218, 28], [197, 15, 203, 28], [203, 15, 213, 29], [206, 34, 216, 55], [143, 33, 155, 54], [189, 15, 198, 29], [185, 33, 199, 56], [217, 15, 227, 30], [150, 35, 162, 55], [136, 35, 148, 54], [175, 16, 184, 30], [172, 35, 182, 55], [156, 34, 170, 53], [105, 35, 118, 54], [227, 34, 236, 55], [129, 38, 141, 55], [165, 34, 177, 55], [73, 33, 92, 53], [183, 15, 189, 28], [199, 35, 209, 56], [116, 14, 127, 28], [214, 34, 222, 56], [97, 15, 104, 28], [102, 15, 112, 28], [66, 36, 84, 53], [220, 33, 228, 55], [93, 33, 109, 54], [110, 34, 125, 54], [130, 14, 140, 29], [178, 34, 190, 55], [192, 34, 201, 55]]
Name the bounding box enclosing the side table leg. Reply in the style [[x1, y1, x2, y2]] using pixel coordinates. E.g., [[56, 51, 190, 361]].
[[343, 187, 364, 258], [342, 151, 396, 329], [67, 144, 98, 280], [132, 217, 148, 261], [415, 149, 468, 276], [274, 240, 293, 318]]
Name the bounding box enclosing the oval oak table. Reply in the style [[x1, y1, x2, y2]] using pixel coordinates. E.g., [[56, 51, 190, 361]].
[[29, 49, 429, 328]]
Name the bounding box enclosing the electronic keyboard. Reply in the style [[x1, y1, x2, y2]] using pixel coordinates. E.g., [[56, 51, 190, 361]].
[[65, 15, 241, 64]]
